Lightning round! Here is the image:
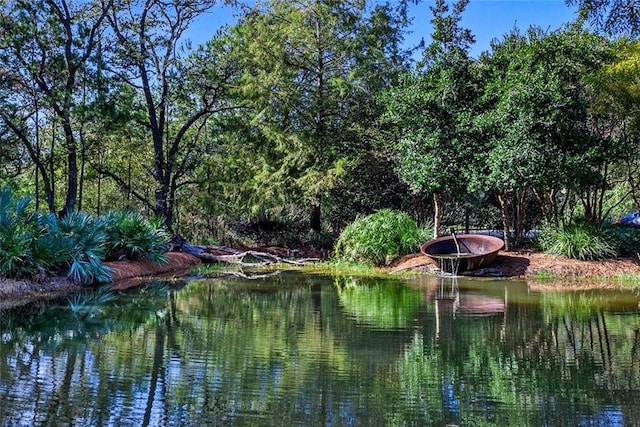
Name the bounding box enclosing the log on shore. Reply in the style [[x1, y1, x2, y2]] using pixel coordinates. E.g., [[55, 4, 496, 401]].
[[180, 243, 319, 267]]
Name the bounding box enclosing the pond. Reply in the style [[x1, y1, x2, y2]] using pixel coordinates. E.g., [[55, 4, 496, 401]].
[[1, 272, 640, 426]]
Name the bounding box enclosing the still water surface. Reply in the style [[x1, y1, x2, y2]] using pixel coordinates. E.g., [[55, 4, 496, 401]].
[[1, 272, 640, 426]]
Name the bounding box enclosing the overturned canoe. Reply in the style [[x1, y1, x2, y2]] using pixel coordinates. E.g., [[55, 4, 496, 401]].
[[421, 234, 505, 272]]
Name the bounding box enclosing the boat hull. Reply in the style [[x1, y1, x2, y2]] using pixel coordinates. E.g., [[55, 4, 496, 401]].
[[421, 234, 505, 272]]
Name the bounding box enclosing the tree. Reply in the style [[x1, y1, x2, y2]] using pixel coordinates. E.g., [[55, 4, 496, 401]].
[[591, 40, 640, 211], [229, 0, 411, 233], [476, 26, 616, 246], [0, 0, 111, 214], [567, 0, 640, 37], [103, 0, 239, 229], [381, 0, 477, 239]]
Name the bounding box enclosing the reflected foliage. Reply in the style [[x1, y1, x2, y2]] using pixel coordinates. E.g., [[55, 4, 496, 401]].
[[1, 274, 640, 425], [335, 276, 422, 329]]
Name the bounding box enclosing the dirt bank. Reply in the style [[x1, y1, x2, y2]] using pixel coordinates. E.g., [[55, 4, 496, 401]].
[[392, 250, 640, 280], [2, 250, 639, 308], [0, 252, 202, 308]]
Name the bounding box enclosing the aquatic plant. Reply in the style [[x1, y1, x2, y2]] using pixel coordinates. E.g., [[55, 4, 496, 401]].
[[333, 209, 429, 266]]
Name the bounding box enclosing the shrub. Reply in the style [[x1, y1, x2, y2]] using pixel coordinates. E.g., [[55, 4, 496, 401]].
[[0, 189, 173, 284], [31, 213, 70, 274], [54, 212, 112, 285], [333, 209, 429, 266], [103, 211, 170, 264], [537, 222, 616, 260], [0, 188, 35, 277], [0, 189, 66, 278], [604, 226, 640, 257]]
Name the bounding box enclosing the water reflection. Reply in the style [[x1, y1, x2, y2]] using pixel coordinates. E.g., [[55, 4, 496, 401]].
[[1, 273, 639, 426]]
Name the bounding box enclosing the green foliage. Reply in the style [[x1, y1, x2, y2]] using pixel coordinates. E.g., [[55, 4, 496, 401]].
[[541, 292, 605, 321], [30, 213, 70, 275], [0, 189, 65, 278], [103, 211, 170, 264], [476, 27, 617, 233], [333, 209, 429, 266], [0, 188, 34, 277], [68, 286, 116, 320], [537, 222, 616, 260], [567, 0, 640, 36], [54, 212, 112, 285], [381, 0, 476, 198], [224, 0, 411, 231], [0, 188, 172, 284], [603, 226, 640, 257], [335, 277, 422, 329]]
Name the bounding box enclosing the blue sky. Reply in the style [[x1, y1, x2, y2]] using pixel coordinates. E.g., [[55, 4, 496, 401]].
[[187, 0, 580, 58], [450, 0, 580, 57]]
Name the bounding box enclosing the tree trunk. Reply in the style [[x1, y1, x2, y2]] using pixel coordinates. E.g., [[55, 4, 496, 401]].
[[310, 198, 321, 232], [514, 189, 525, 248], [78, 134, 85, 212], [61, 122, 78, 215], [498, 191, 510, 251], [464, 207, 470, 234], [48, 122, 56, 213], [432, 193, 441, 239]]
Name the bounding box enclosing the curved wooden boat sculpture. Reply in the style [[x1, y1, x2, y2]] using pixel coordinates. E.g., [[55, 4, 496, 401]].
[[421, 234, 504, 273]]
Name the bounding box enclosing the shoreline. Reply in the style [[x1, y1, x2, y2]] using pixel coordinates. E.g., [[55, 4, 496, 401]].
[[0, 252, 202, 309], [2, 250, 640, 309]]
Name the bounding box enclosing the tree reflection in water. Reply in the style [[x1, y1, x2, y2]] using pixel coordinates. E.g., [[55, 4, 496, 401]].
[[1, 273, 639, 425]]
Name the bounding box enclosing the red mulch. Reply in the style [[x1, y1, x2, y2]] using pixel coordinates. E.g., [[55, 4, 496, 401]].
[[0, 252, 202, 306]]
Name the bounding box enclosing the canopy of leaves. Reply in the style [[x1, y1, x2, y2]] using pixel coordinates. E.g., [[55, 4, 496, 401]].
[[475, 26, 616, 194], [381, 0, 477, 198], [567, 0, 640, 37]]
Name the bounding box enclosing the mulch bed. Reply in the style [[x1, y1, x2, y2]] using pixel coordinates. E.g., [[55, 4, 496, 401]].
[[391, 250, 640, 279]]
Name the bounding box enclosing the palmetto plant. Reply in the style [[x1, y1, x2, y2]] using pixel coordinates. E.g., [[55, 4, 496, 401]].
[[103, 211, 170, 264], [0, 189, 66, 278], [0, 188, 35, 277], [30, 213, 69, 274], [54, 212, 112, 285], [0, 188, 173, 284]]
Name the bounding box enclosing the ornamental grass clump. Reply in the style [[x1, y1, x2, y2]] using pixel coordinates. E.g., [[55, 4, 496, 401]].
[[537, 222, 616, 261], [333, 209, 429, 266]]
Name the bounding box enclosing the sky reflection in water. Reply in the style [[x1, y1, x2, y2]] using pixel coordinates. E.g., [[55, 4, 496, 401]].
[[1, 272, 639, 426]]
